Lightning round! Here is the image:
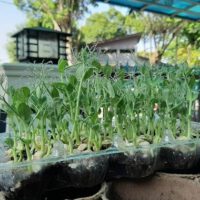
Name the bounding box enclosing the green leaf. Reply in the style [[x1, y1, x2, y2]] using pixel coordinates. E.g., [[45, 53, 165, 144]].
[[20, 138, 32, 145], [52, 82, 67, 89], [7, 87, 15, 96], [91, 59, 101, 70], [52, 82, 75, 94], [189, 77, 196, 88], [117, 69, 125, 80], [103, 66, 112, 78], [66, 84, 74, 93], [36, 86, 42, 98], [51, 87, 59, 98], [107, 81, 115, 98], [20, 87, 30, 98], [76, 66, 84, 80], [5, 138, 14, 148], [17, 103, 32, 123], [68, 75, 77, 85], [83, 68, 94, 80], [11, 87, 30, 107], [58, 59, 68, 73]]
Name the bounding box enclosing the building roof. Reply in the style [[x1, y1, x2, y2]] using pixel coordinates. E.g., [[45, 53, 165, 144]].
[[97, 0, 200, 21], [91, 33, 141, 48], [12, 27, 72, 37]]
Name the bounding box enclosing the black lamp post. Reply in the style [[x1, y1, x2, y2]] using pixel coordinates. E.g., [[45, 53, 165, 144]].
[[12, 27, 71, 64]]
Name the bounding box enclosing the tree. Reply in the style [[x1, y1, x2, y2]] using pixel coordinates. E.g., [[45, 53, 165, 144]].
[[128, 13, 186, 63], [6, 25, 25, 62], [176, 46, 200, 67], [164, 44, 200, 67], [13, 0, 95, 64], [6, 40, 17, 62], [163, 21, 200, 67], [163, 35, 200, 67], [81, 10, 188, 63], [182, 22, 200, 49], [81, 8, 136, 44]]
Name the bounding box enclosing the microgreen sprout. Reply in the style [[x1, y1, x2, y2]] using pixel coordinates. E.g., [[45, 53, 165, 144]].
[[0, 51, 199, 162]]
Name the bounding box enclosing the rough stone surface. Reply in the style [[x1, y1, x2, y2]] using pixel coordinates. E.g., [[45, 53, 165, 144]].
[[108, 173, 200, 200], [3, 173, 200, 199], [0, 192, 6, 200]]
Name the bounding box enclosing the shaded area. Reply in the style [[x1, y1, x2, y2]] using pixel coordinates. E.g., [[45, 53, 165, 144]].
[[0, 110, 6, 133]]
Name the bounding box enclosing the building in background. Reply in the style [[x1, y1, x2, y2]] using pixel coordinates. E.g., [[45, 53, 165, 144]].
[[92, 33, 148, 71]]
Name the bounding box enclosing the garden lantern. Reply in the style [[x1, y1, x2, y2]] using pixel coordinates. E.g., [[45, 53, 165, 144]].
[[12, 27, 71, 64]]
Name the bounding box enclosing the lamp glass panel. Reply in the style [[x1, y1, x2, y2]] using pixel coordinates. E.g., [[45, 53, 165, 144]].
[[38, 32, 58, 58]]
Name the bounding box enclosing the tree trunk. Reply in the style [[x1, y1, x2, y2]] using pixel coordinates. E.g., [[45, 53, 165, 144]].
[[66, 27, 73, 65], [149, 51, 159, 65]]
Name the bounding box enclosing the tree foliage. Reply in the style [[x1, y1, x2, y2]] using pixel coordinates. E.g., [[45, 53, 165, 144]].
[[128, 13, 186, 62], [176, 46, 200, 67], [6, 40, 17, 62], [13, 0, 95, 63], [9, 1, 200, 65], [81, 10, 198, 64], [81, 8, 136, 44], [163, 21, 200, 67], [164, 41, 200, 67], [182, 22, 200, 49], [13, 0, 94, 31]]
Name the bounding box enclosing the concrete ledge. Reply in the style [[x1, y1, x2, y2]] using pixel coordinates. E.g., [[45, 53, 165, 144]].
[[108, 173, 200, 200], [0, 63, 58, 78], [0, 63, 60, 133]]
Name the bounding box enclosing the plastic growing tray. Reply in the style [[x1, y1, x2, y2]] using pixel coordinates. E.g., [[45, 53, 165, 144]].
[[0, 123, 200, 199]]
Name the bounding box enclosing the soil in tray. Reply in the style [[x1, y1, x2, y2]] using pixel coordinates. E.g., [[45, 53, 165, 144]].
[[194, 143, 200, 171], [6, 177, 102, 200], [43, 184, 101, 200], [3, 162, 72, 200], [66, 155, 109, 188], [107, 148, 158, 180], [1, 154, 108, 199], [159, 143, 197, 172], [4, 172, 44, 200]]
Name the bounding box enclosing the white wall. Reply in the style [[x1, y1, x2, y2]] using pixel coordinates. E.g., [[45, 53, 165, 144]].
[[99, 53, 148, 67], [95, 35, 147, 67], [0, 63, 59, 97], [0, 63, 59, 132]]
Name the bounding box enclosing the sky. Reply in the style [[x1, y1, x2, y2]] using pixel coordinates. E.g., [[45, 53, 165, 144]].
[[0, 0, 26, 63], [0, 1, 128, 63]]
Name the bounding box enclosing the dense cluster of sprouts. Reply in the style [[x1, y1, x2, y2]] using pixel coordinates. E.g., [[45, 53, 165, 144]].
[[0, 51, 199, 162]]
